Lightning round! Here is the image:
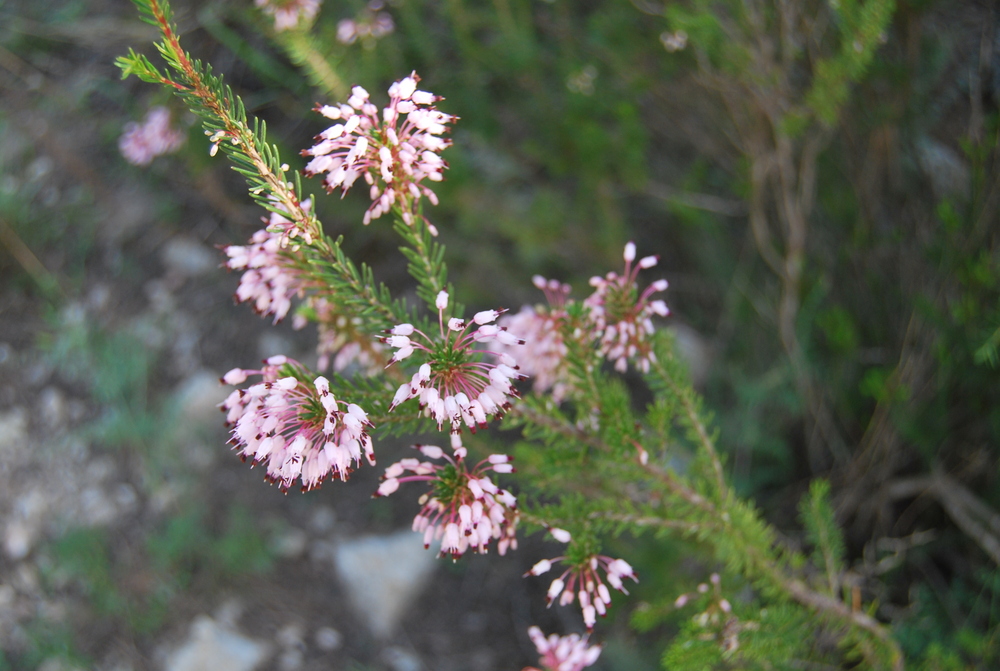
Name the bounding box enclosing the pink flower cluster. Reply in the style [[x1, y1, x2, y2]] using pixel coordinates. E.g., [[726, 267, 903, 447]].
[[221, 356, 374, 491], [223, 200, 312, 323], [119, 106, 184, 166], [295, 299, 384, 374], [383, 291, 526, 433], [497, 276, 572, 401], [375, 438, 518, 559], [336, 1, 394, 44], [255, 0, 321, 31], [302, 72, 453, 230], [524, 626, 602, 671], [674, 573, 744, 654], [584, 242, 669, 373], [526, 543, 638, 630]]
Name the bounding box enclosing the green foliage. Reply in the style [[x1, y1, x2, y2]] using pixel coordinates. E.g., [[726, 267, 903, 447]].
[[805, 0, 896, 126], [50, 528, 123, 616], [663, 601, 811, 670], [36, 501, 274, 647], [39, 310, 175, 456], [975, 325, 1000, 368], [17, 621, 89, 671], [898, 568, 1000, 668], [147, 503, 274, 583], [799, 480, 845, 595]]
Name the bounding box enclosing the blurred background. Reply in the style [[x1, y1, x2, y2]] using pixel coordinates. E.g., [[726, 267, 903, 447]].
[[0, 0, 999, 668]]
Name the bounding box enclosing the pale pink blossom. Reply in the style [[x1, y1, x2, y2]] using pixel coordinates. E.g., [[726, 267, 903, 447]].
[[375, 437, 518, 559], [119, 106, 184, 166], [673, 573, 743, 653], [221, 356, 375, 491], [255, 0, 321, 31], [222, 200, 313, 323], [336, 19, 358, 43], [302, 72, 453, 231], [525, 552, 638, 631], [660, 29, 688, 52], [584, 242, 669, 373], [336, 1, 394, 44], [497, 276, 572, 401], [381, 292, 526, 433], [524, 626, 602, 671], [295, 297, 385, 374]]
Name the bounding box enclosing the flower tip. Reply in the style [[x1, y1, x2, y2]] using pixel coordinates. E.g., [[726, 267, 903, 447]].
[[435, 290, 449, 310], [624, 241, 636, 262], [222, 368, 248, 385]]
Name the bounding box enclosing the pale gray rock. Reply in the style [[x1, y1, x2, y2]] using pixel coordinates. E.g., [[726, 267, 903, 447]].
[[3, 520, 33, 561], [277, 649, 303, 671], [5, 487, 49, 559], [0, 583, 15, 607], [275, 622, 304, 649], [79, 486, 117, 526], [308, 539, 337, 564], [162, 615, 270, 671], [670, 323, 712, 388], [272, 528, 308, 559], [383, 646, 422, 671], [103, 184, 155, 243], [162, 236, 218, 279], [86, 456, 116, 483], [257, 332, 295, 362], [175, 370, 230, 430], [37, 387, 67, 431], [917, 137, 970, 201], [13, 563, 39, 591], [333, 530, 439, 638], [113, 483, 139, 512], [212, 598, 245, 628], [0, 407, 28, 458], [313, 627, 342, 652], [307, 505, 336, 533]]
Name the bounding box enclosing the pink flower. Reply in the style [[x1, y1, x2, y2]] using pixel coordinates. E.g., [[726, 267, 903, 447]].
[[672, 573, 742, 653], [223, 200, 313, 323], [336, 19, 358, 43], [375, 437, 518, 559], [336, 2, 394, 44], [302, 72, 454, 231], [118, 106, 184, 166], [497, 276, 572, 401], [221, 356, 375, 491], [584, 242, 669, 373], [255, 0, 321, 31], [524, 627, 602, 671], [297, 297, 385, 374], [382, 291, 526, 433], [525, 553, 638, 630]]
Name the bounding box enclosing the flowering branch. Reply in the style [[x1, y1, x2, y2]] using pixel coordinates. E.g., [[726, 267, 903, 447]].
[[119, 4, 907, 667]]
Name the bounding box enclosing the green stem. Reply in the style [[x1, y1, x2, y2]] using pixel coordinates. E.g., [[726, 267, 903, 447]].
[[513, 402, 901, 666], [649, 353, 727, 497]]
